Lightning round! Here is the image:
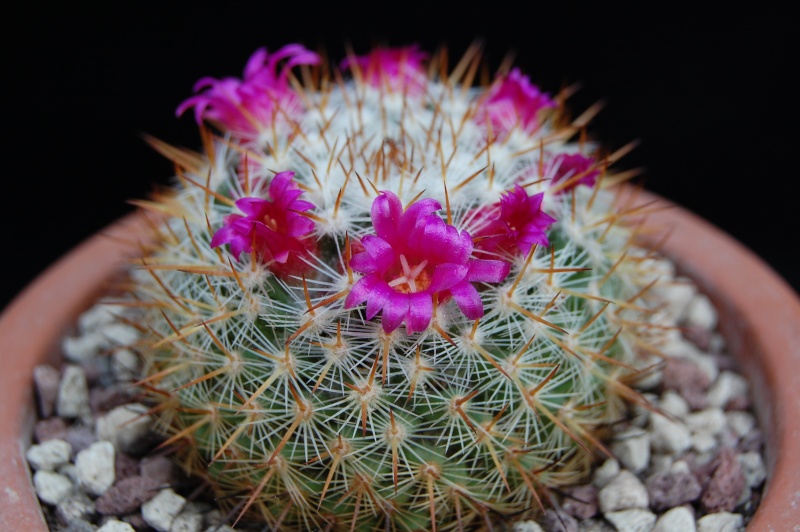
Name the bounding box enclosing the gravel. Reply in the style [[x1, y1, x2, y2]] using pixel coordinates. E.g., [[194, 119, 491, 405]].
[[27, 281, 765, 531]]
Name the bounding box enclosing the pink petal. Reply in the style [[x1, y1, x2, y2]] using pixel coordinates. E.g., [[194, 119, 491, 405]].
[[349, 251, 377, 274], [466, 259, 511, 283], [372, 191, 403, 243], [407, 292, 433, 333], [381, 293, 410, 333], [429, 264, 469, 292], [450, 281, 484, 320], [361, 235, 395, 273]]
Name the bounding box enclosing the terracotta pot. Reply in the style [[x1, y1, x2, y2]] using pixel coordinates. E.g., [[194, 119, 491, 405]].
[[1, 193, 798, 530]]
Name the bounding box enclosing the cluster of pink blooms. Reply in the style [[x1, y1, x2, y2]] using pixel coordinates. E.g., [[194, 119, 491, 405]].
[[478, 67, 557, 138], [209, 171, 317, 279], [472, 186, 556, 259], [193, 45, 601, 333], [176, 44, 320, 137], [340, 45, 429, 96]]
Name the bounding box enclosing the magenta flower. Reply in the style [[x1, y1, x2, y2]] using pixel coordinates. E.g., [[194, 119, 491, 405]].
[[477, 68, 556, 138], [210, 171, 316, 277], [547, 153, 601, 193], [341, 45, 428, 96], [176, 44, 320, 136], [473, 185, 556, 258], [345, 191, 510, 334]]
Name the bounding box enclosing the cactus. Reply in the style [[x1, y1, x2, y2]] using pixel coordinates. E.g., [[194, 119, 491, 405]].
[[118, 42, 673, 530]]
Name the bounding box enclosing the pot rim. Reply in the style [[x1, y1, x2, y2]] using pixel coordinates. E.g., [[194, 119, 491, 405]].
[[1, 192, 798, 530]]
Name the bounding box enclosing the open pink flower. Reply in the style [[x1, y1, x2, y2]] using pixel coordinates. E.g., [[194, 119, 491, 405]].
[[176, 44, 320, 136], [473, 185, 556, 258], [210, 171, 316, 278], [547, 153, 600, 193], [345, 191, 510, 334], [341, 45, 428, 96], [477, 68, 556, 138]]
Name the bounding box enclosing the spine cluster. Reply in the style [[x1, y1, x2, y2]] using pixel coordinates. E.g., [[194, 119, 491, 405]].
[[120, 43, 674, 530]]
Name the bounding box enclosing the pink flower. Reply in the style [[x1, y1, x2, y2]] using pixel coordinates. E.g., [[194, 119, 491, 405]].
[[345, 191, 510, 334], [473, 185, 556, 258], [210, 171, 316, 278], [477, 68, 556, 138], [341, 45, 428, 96], [176, 44, 320, 136], [547, 153, 601, 193]]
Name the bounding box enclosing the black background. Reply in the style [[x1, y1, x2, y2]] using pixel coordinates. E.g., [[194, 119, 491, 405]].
[[5, 4, 797, 313]]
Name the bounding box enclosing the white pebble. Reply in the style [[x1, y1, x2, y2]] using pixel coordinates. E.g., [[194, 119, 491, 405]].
[[96, 403, 152, 453], [659, 391, 689, 418], [611, 428, 650, 473], [142, 488, 186, 532], [171, 511, 204, 532], [78, 303, 128, 332], [97, 520, 136, 532], [604, 508, 656, 532], [111, 348, 140, 381], [686, 408, 727, 436], [653, 279, 696, 322], [56, 492, 95, 525], [684, 293, 718, 331], [696, 512, 744, 532], [707, 371, 749, 408], [738, 451, 766, 488], [26, 438, 72, 471], [598, 470, 649, 513], [33, 470, 74, 505], [691, 432, 718, 454], [593, 458, 620, 488], [511, 521, 544, 532], [654, 506, 695, 532], [726, 411, 756, 438], [670, 459, 691, 475], [99, 323, 141, 347], [56, 365, 90, 418], [650, 413, 692, 455], [58, 463, 79, 484], [62, 333, 107, 362], [75, 440, 116, 496], [648, 454, 674, 475]]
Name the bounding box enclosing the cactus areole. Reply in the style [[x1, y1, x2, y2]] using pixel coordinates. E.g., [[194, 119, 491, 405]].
[[124, 43, 676, 530]]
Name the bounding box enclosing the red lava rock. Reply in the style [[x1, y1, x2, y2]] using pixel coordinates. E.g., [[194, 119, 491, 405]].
[[90, 383, 138, 414], [646, 470, 702, 511], [122, 512, 149, 530], [33, 364, 61, 418], [726, 395, 751, 411], [662, 358, 710, 410], [701, 447, 745, 513], [96, 475, 161, 515], [561, 484, 598, 520], [64, 425, 98, 456], [739, 429, 764, 453], [139, 454, 181, 487], [115, 451, 139, 481], [682, 325, 712, 351], [542, 509, 578, 532], [34, 417, 68, 443]]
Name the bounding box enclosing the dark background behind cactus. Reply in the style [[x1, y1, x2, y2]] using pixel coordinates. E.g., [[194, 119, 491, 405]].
[[4, 3, 796, 312]]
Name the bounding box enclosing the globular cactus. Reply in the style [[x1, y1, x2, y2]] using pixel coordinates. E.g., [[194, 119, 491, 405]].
[[119, 42, 673, 530]]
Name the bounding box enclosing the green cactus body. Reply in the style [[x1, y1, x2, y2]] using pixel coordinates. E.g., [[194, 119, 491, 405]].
[[121, 44, 672, 530]]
